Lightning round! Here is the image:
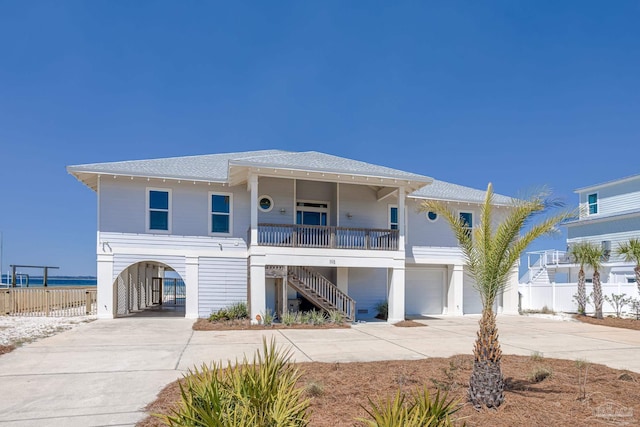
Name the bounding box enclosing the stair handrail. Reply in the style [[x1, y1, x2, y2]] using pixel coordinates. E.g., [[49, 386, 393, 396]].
[[288, 266, 355, 321]]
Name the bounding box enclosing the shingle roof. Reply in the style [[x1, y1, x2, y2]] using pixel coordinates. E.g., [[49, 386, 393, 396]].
[[228, 151, 430, 181], [409, 179, 515, 205], [67, 150, 288, 182], [68, 149, 514, 205]]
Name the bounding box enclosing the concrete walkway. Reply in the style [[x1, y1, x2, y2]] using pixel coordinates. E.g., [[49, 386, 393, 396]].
[[1, 315, 639, 426]]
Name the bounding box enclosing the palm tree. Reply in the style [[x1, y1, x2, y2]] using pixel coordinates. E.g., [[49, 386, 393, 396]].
[[569, 242, 593, 315], [421, 184, 573, 409], [617, 238, 640, 295], [583, 244, 604, 319]]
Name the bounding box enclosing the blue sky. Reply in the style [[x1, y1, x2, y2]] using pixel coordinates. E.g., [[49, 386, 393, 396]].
[[0, 1, 638, 276]]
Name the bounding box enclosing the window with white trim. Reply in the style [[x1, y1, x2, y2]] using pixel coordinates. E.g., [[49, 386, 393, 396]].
[[259, 195, 273, 212], [459, 211, 473, 237], [210, 193, 232, 234], [389, 205, 398, 230], [296, 201, 328, 225], [587, 193, 598, 215], [147, 189, 171, 232]]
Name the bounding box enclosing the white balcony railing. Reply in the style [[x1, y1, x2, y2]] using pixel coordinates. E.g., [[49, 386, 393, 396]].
[[256, 223, 399, 251]]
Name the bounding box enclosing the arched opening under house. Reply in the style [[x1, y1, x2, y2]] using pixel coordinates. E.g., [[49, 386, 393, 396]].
[[113, 261, 185, 317]]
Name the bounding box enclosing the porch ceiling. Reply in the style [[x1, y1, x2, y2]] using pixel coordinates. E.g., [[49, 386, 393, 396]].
[[230, 165, 429, 193]]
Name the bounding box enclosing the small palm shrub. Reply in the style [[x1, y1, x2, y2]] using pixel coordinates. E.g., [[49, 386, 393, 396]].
[[359, 388, 461, 427], [208, 301, 248, 322], [161, 338, 310, 426], [375, 300, 388, 320]]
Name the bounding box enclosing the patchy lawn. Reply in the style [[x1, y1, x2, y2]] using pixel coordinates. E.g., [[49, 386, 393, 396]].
[[139, 354, 639, 427]]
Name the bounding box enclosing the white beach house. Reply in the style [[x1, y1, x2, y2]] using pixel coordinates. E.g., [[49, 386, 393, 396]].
[[68, 150, 519, 322], [522, 174, 640, 311]]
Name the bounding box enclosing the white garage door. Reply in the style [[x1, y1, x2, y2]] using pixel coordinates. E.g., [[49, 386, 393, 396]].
[[405, 268, 445, 315], [463, 277, 483, 314]]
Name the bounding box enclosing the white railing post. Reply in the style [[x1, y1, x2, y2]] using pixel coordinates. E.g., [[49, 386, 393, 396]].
[[552, 281, 556, 312]]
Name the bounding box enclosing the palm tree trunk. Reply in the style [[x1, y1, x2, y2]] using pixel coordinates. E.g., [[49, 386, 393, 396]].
[[593, 270, 603, 319], [469, 309, 504, 408], [577, 268, 586, 315], [635, 265, 640, 297]]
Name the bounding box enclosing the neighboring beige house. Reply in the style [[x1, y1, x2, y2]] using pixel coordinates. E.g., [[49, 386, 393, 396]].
[[68, 150, 520, 322]]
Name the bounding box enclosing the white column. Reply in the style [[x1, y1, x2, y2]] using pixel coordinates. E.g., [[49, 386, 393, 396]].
[[97, 253, 114, 319], [250, 174, 258, 245], [448, 264, 464, 315], [185, 256, 200, 319], [387, 266, 405, 323], [398, 187, 406, 250], [501, 265, 520, 315], [336, 267, 349, 294], [249, 263, 266, 324]]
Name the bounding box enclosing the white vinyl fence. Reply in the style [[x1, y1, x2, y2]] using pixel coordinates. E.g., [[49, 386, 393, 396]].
[[519, 282, 640, 315]]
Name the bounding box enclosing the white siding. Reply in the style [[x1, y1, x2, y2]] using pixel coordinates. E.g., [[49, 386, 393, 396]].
[[578, 177, 640, 218], [113, 254, 186, 280], [198, 257, 248, 317], [258, 177, 295, 225], [99, 179, 250, 239], [338, 184, 388, 229], [348, 268, 387, 319]]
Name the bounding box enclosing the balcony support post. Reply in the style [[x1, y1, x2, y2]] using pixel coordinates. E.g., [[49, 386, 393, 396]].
[[250, 175, 258, 245], [398, 187, 405, 250]]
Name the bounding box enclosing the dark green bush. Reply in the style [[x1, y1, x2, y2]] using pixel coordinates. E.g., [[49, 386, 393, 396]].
[[208, 301, 248, 322]]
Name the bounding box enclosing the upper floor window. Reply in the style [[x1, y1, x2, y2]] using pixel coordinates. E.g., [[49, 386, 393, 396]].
[[459, 212, 473, 237], [211, 193, 232, 234], [148, 189, 171, 232], [296, 201, 328, 226], [389, 206, 398, 230], [587, 193, 598, 215]]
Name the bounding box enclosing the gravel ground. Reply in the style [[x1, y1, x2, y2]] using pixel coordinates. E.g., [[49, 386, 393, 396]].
[[0, 315, 96, 347]]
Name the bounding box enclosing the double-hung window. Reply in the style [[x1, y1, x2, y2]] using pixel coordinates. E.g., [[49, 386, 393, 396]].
[[148, 189, 171, 232], [211, 193, 232, 234], [459, 212, 473, 237], [587, 193, 598, 215]]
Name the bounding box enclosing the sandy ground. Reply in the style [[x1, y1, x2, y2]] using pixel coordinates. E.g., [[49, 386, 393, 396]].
[[0, 315, 96, 348]]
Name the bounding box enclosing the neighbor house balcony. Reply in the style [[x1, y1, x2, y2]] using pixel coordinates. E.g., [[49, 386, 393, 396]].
[[255, 223, 399, 251]]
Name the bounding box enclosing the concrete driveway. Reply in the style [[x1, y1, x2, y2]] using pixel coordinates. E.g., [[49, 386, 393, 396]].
[[1, 315, 639, 426]]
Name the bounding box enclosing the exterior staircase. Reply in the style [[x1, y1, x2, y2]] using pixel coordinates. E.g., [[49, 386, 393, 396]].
[[287, 266, 355, 321]]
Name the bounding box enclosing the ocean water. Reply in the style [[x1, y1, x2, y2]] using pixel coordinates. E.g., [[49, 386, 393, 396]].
[[0, 275, 96, 287]]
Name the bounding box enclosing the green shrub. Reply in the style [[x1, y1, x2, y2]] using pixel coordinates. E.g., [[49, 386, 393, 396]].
[[161, 338, 310, 426], [262, 308, 275, 326], [327, 310, 345, 324], [281, 311, 298, 326], [308, 309, 327, 325], [375, 300, 388, 320], [359, 388, 461, 427], [208, 302, 248, 322]]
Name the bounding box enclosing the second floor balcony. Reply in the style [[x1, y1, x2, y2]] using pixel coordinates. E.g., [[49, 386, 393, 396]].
[[256, 223, 399, 251]]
